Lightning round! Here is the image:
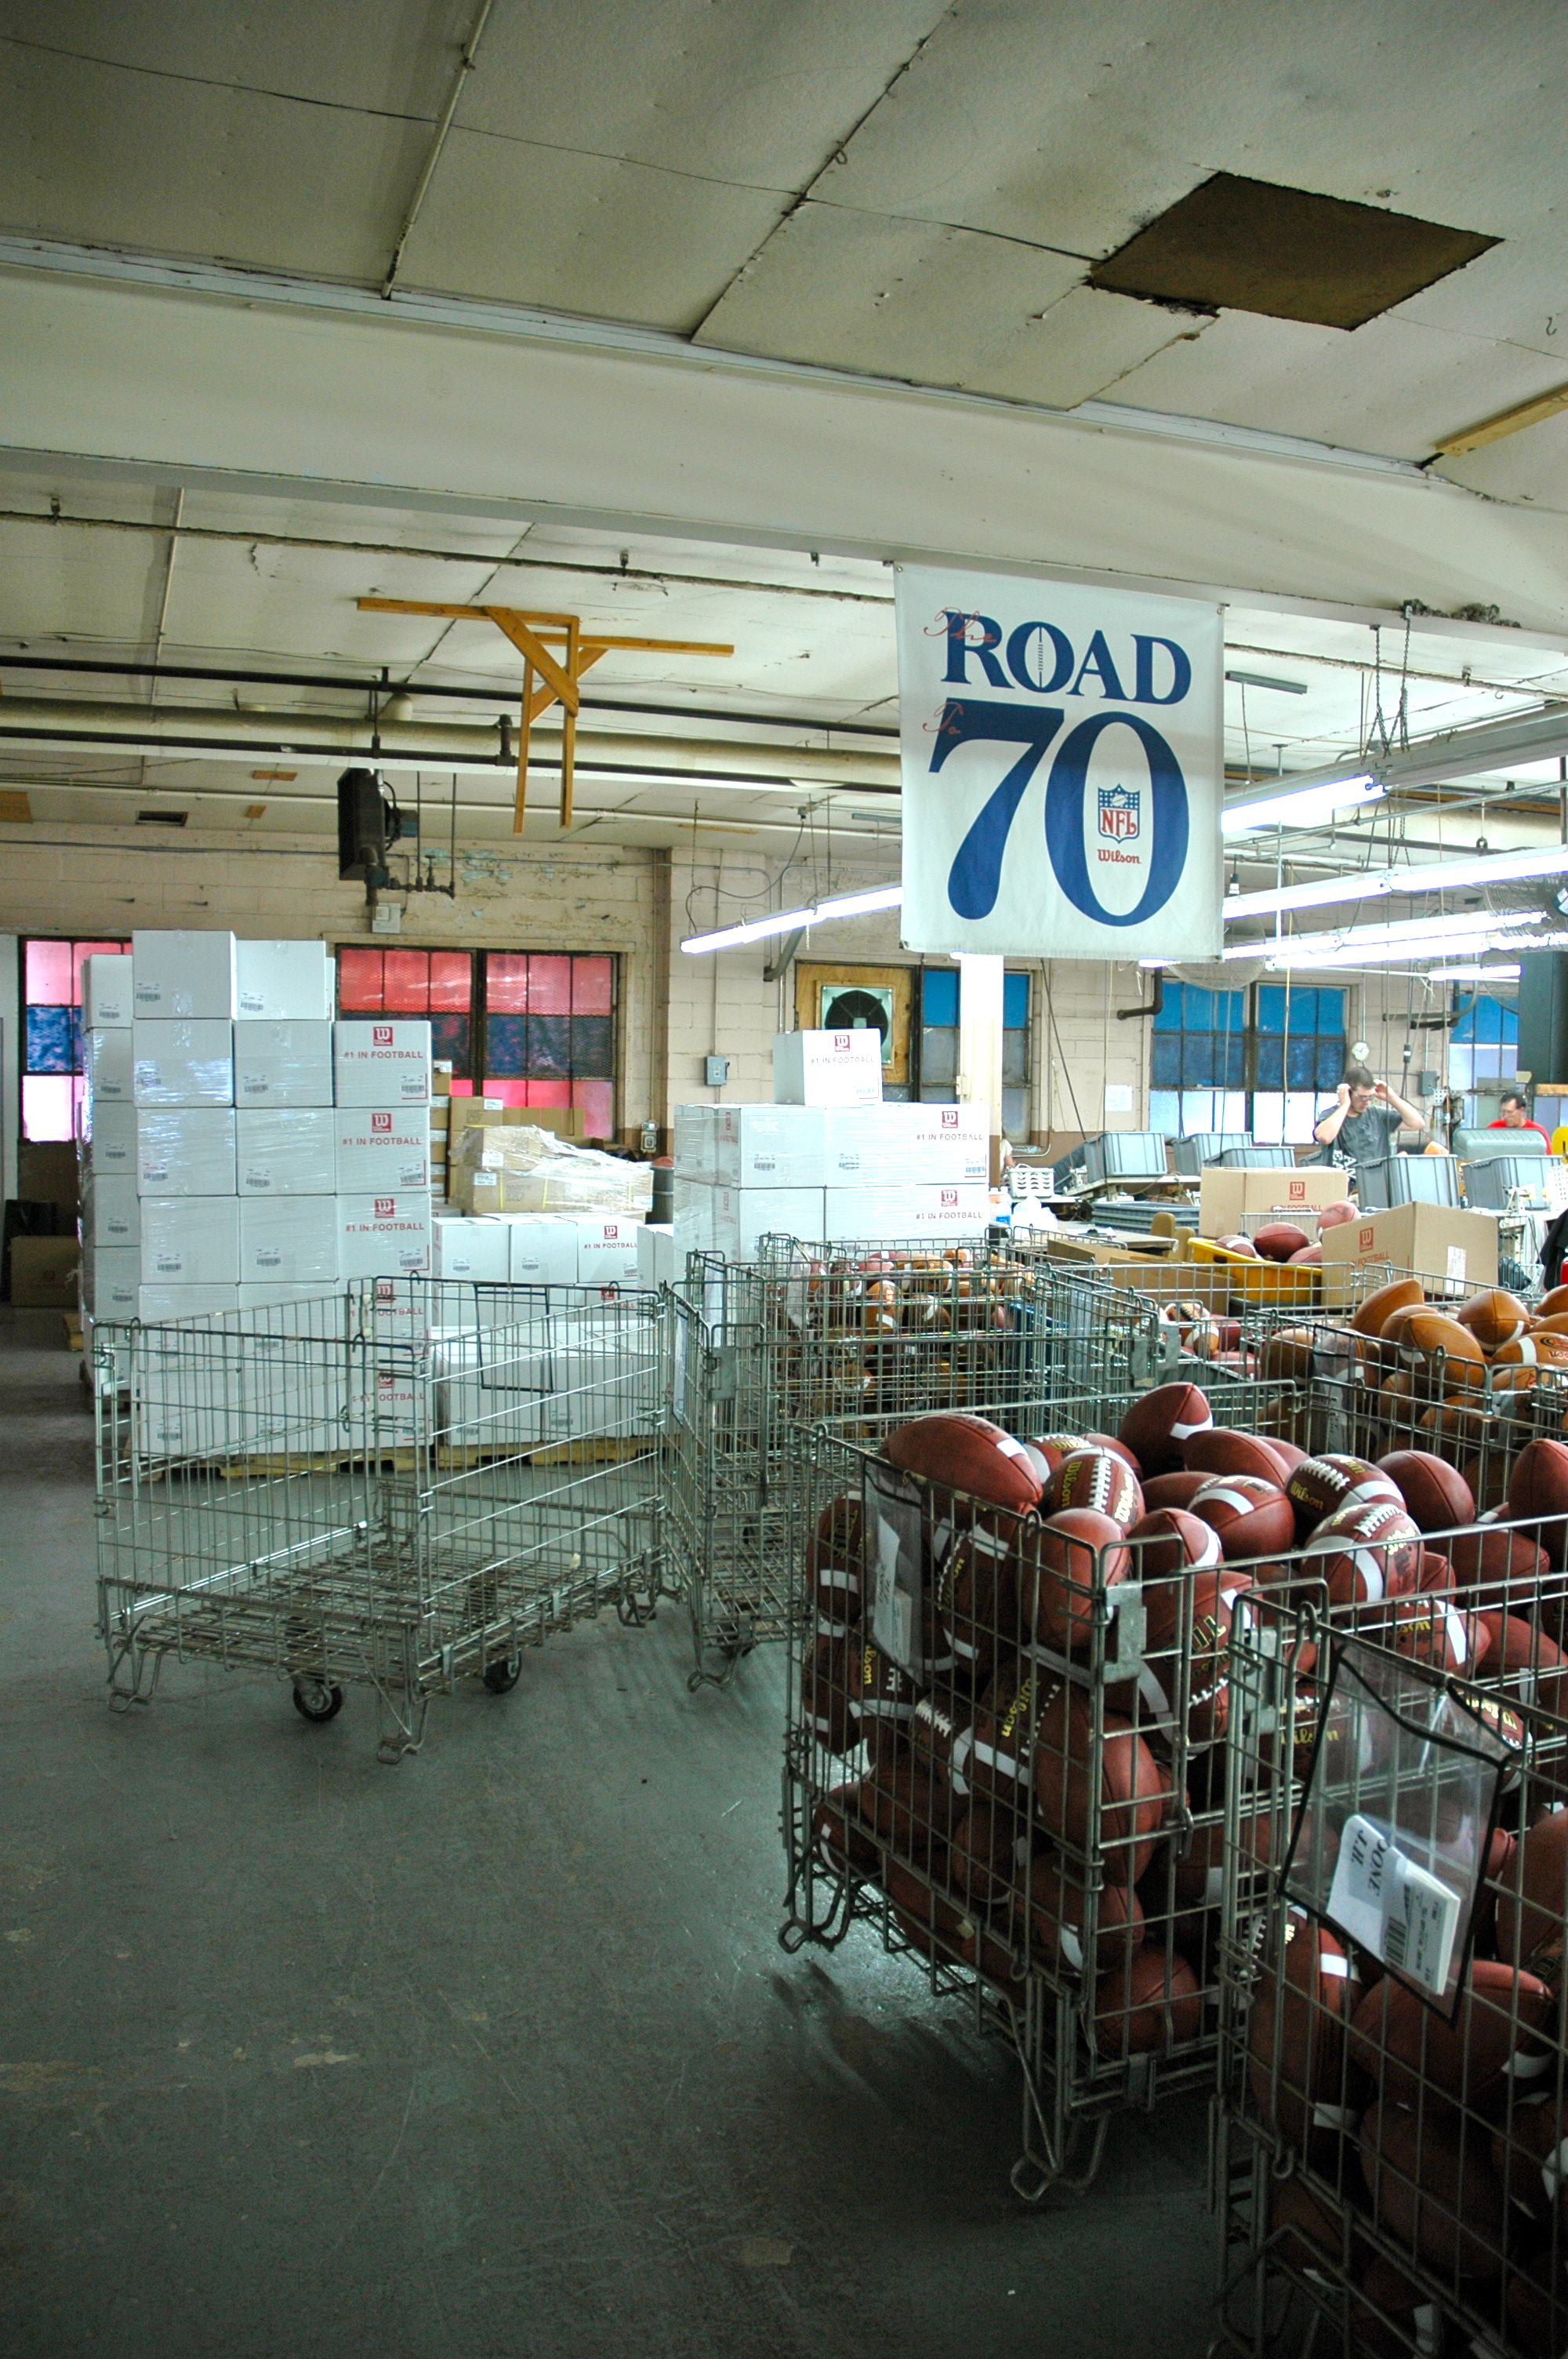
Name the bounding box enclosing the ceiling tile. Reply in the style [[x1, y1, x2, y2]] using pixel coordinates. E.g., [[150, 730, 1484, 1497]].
[[0, 42, 427, 279], [457, 0, 949, 189], [1100, 308, 1568, 461], [1434, 407, 1568, 514], [399, 132, 788, 328], [694, 201, 1085, 387]]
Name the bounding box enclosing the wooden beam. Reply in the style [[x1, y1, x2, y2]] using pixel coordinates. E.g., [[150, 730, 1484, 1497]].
[[353, 596, 730, 831], [1433, 382, 1568, 459]]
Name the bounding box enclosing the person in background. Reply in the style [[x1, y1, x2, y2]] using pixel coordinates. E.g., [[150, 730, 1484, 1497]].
[[1312, 1063, 1424, 1176], [1489, 1089, 1552, 1143]]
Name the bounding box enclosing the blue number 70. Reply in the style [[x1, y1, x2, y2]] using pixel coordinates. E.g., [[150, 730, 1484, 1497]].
[[928, 698, 1065, 921]]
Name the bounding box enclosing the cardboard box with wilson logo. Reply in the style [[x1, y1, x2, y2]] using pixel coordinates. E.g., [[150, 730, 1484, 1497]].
[[1320, 1202, 1498, 1307], [1198, 1166, 1350, 1239]]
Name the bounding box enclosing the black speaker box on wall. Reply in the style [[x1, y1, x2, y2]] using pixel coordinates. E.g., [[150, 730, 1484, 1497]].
[[1517, 953, 1568, 1089]]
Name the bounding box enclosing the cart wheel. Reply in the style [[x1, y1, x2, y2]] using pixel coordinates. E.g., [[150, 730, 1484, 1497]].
[[481, 1656, 522, 1694], [292, 1677, 344, 1723]]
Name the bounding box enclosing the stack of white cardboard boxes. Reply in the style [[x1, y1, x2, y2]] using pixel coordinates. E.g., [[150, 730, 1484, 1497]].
[[670, 1030, 992, 1260], [78, 930, 435, 1330]]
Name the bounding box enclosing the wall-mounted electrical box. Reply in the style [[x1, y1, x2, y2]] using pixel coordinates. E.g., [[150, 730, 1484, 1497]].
[[705, 1055, 729, 1087]]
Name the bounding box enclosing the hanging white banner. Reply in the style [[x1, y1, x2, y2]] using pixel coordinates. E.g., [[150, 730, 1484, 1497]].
[[896, 566, 1223, 959]]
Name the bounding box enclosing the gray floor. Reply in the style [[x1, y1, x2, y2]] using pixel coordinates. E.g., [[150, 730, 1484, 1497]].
[[0, 1309, 1216, 2358]]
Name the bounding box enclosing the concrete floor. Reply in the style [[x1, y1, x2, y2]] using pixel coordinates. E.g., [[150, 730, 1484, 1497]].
[[0, 1309, 1217, 2359]]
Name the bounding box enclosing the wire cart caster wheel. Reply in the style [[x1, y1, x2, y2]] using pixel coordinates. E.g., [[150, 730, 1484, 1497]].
[[482, 1655, 522, 1694], [292, 1677, 344, 1724]]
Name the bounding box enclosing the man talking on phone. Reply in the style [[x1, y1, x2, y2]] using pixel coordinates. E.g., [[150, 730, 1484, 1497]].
[[1312, 1063, 1425, 1179]]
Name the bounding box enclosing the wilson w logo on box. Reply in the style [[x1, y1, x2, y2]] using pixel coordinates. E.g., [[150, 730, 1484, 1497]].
[[376, 1197, 395, 1219], [372, 1112, 392, 1133], [1287, 1178, 1306, 1201], [373, 1024, 393, 1047]]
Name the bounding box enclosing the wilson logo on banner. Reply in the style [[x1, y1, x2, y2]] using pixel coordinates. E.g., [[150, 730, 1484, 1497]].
[[895, 566, 1222, 959]]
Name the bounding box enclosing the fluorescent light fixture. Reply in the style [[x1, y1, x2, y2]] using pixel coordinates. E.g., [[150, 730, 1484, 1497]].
[[1225, 669, 1309, 695], [1221, 772, 1381, 836], [1229, 907, 1547, 969], [680, 881, 902, 954], [811, 884, 903, 921], [680, 904, 816, 954], [1226, 842, 1568, 923], [1429, 964, 1523, 982]]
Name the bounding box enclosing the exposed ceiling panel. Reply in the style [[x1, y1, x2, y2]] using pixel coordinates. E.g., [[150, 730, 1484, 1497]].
[[1102, 307, 1568, 461], [1087, 173, 1497, 329], [399, 135, 787, 328], [0, 41, 427, 282]]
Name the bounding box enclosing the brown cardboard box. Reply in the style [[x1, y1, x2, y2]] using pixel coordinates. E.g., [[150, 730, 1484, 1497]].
[[1321, 1203, 1498, 1307], [10, 1235, 82, 1307], [1199, 1166, 1350, 1239], [18, 1142, 79, 1211]]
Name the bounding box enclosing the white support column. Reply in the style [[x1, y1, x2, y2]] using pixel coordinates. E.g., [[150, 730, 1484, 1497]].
[[956, 954, 1004, 1176]]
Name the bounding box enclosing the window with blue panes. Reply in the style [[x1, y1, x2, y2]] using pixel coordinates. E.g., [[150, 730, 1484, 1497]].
[[917, 967, 1031, 1140], [1449, 994, 1517, 1125], [1148, 980, 1247, 1140], [1252, 985, 1347, 1145], [21, 936, 132, 1140]]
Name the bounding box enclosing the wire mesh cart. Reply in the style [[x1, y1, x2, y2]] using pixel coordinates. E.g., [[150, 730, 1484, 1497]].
[[1213, 1547, 1568, 2358], [779, 1371, 1309, 2197], [666, 1240, 1179, 1691], [94, 1278, 665, 1761]]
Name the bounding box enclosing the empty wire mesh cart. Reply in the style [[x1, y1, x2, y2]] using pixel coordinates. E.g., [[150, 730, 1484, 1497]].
[[94, 1278, 665, 1761]]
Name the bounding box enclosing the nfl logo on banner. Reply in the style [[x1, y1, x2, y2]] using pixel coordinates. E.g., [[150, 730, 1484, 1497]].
[[895, 566, 1223, 960]]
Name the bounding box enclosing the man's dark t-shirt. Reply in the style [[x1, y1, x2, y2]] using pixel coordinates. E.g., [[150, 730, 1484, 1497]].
[[1317, 1103, 1401, 1170]]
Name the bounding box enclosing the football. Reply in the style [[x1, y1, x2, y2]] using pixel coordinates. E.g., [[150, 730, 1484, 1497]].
[[1375, 1448, 1476, 1535], [1027, 1509, 1131, 1648], [1051, 1446, 1144, 1532], [1032, 1687, 1171, 1885], [800, 1634, 858, 1752], [1349, 1277, 1425, 1337], [1254, 1223, 1312, 1263], [946, 1800, 1029, 1910], [1287, 1243, 1322, 1267], [1359, 2100, 1508, 2277], [1446, 1521, 1550, 1607], [1138, 1470, 1214, 1513], [1496, 1809, 1568, 1968], [1080, 1430, 1144, 1475], [1399, 1311, 1488, 1390], [1258, 1328, 1317, 1383], [1184, 1428, 1292, 1485], [1025, 1851, 1144, 1976], [851, 1757, 948, 1870], [883, 1860, 975, 1967], [1540, 1284, 1568, 1318], [1247, 1910, 1364, 2161], [1025, 1431, 1088, 1480], [1106, 1565, 1254, 1747], [1372, 1588, 1490, 1675], [1124, 1507, 1223, 1581], [1287, 1452, 1400, 1537], [1092, 1945, 1203, 2058], [1349, 1959, 1556, 2110], [811, 1781, 882, 1878], [1317, 1199, 1359, 1232], [1494, 1331, 1568, 1371], [851, 1640, 920, 1768], [1304, 1498, 1422, 1604], [1479, 1613, 1568, 1720], [1117, 1383, 1214, 1478], [808, 1494, 865, 1629], [1508, 1440, 1568, 1565], [1190, 1474, 1298, 1563], [932, 1525, 1018, 1675], [882, 1412, 1044, 1515], [908, 1689, 973, 1787], [1455, 1289, 1530, 1351], [961, 1659, 1041, 1806]]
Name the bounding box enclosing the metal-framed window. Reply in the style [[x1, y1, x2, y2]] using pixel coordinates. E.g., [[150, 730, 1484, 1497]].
[[1148, 980, 1345, 1143], [335, 948, 617, 1140], [916, 967, 1032, 1140], [20, 935, 132, 1140]]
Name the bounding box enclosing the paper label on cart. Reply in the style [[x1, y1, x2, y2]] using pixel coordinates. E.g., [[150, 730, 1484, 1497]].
[[1327, 1814, 1461, 1996]]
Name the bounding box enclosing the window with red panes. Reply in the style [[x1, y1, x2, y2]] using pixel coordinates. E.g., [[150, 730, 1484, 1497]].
[[20, 937, 132, 1140], [335, 949, 616, 1140]]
